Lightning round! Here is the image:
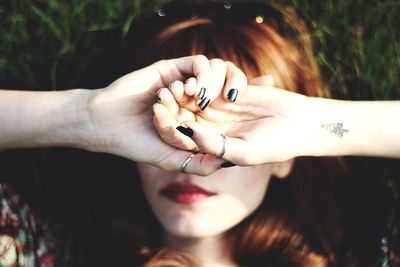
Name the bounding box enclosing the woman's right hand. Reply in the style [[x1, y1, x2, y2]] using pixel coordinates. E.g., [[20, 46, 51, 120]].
[[82, 56, 247, 174]]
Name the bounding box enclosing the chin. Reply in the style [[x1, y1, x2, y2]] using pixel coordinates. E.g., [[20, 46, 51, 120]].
[[159, 210, 229, 238]]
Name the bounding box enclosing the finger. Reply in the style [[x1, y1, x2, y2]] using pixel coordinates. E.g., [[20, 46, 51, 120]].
[[181, 153, 226, 176], [153, 103, 197, 151], [249, 75, 275, 87], [158, 87, 179, 115], [160, 151, 226, 176], [184, 77, 198, 97], [169, 80, 190, 106], [182, 77, 200, 111], [196, 59, 227, 110], [180, 121, 255, 165], [222, 61, 248, 102], [162, 55, 211, 97], [207, 58, 227, 101]]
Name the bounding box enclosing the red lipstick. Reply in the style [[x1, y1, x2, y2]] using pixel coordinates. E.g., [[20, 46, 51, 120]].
[[160, 182, 216, 204]]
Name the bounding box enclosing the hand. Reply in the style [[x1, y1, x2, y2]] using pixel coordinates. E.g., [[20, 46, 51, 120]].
[[82, 56, 247, 175], [154, 75, 319, 165], [153, 61, 247, 152]]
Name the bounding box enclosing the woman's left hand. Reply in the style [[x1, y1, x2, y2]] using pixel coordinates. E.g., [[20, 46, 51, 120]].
[[153, 76, 321, 165]]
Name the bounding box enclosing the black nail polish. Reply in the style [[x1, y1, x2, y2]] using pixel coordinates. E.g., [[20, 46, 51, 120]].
[[198, 87, 206, 100], [198, 97, 210, 111], [176, 126, 194, 138], [221, 162, 236, 168], [227, 89, 238, 102]]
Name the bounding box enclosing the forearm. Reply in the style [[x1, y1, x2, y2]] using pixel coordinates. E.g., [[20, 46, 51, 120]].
[[309, 98, 400, 158], [0, 89, 92, 149]]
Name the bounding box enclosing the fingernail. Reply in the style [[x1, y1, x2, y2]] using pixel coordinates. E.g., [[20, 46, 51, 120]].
[[156, 88, 162, 100], [198, 87, 206, 100], [227, 89, 238, 102], [198, 97, 210, 111], [221, 162, 236, 168], [152, 103, 158, 113], [176, 126, 194, 138]]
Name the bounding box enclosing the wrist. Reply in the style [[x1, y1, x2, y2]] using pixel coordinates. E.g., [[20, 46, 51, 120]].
[[45, 89, 97, 150], [302, 97, 362, 157], [62, 88, 110, 153], [317, 100, 400, 158]]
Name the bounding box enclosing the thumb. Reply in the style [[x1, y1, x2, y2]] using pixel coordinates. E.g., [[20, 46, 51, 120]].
[[178, 121, 253, 166]]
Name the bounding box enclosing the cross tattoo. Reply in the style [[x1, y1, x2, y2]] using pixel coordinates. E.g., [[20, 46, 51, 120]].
[[321, 122, 349, 138]]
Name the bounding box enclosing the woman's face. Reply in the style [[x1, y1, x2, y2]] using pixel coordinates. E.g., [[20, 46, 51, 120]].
[[137, 163, 278, 238]]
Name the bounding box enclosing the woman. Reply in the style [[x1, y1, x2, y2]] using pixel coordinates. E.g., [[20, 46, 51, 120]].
[[0, 1, 396, 266], [92, 1, 394, 266], [0, 55, 246, 265]]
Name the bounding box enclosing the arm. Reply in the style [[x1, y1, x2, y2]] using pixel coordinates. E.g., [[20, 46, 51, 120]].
[[154, 80, 400, 165], [0, 56, 246, 175], [0, 89, 90, 149], [307, 98, 400, 159]]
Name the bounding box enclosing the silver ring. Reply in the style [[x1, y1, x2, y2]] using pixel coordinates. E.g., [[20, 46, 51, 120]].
[[218, 134, 227, 158], [180, 153, 197, 173]]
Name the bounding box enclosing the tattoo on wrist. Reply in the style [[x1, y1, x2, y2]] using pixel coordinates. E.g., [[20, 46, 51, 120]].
[[321, 122, 349, 137]]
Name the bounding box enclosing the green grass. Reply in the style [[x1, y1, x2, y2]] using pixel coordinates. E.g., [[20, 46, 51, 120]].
[[0, 0, 165, 88], [288, 0, 400, 100], [1, 0, 399, 99]]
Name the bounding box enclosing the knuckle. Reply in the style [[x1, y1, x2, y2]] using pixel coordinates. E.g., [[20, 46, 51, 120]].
[[210, 59, 226, 72], [224, 60, 235, 68], [195, 54, 208, 63], [210, 58, 224, 65]]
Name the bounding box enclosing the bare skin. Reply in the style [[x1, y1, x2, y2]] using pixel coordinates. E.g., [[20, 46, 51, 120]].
[[0, 56, 245, 175], [154, 75, 400, 167]]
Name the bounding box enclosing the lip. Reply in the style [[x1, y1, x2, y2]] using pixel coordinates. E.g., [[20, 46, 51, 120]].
[[160, 182, 216, 204]]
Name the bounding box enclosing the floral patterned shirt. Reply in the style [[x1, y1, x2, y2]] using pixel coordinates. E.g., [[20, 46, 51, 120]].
[[0, 184, 55, 267]]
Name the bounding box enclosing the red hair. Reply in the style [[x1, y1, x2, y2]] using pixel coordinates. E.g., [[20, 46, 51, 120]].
[[96, 2, 384, 267]]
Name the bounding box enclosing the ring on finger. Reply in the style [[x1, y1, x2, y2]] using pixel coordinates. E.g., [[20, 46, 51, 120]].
[[180, 153, 197, 173], [218, 134, 227, 158]]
